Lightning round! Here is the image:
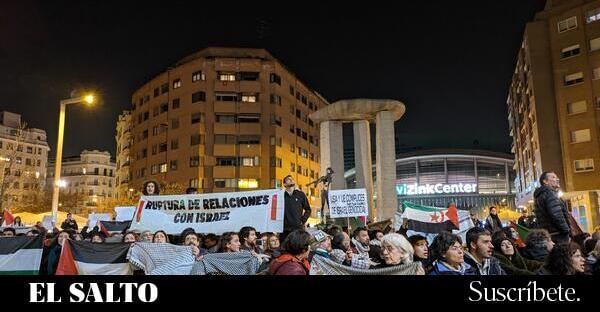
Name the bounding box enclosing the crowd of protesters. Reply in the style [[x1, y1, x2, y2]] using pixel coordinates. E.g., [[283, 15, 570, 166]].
[[1, 172, 599, 276]]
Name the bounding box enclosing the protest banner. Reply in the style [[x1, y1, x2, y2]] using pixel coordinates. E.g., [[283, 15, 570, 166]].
[[41, 215, 53, 230], [114, 206, 136, 221], [130, 189, 284, 234], [87, 213, 111, 228], [328, 188, 368, 219]]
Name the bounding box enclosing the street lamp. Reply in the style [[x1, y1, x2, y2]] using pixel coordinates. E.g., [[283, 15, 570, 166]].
[[51, 91, 96, 223]]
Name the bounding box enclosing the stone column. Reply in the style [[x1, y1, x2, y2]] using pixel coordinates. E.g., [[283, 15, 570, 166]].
[[319, 121, 345, 190], [375, 111, 398, 224], [353, 120, 375, 221]]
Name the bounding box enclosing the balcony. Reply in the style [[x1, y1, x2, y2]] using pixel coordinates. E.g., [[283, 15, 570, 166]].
[[213, 102, 236, 113], [238, 144, 261, 156], [213, 123, 236, 134], [239, 81, 261, 92], [239, 123, 261, 134], [214, 81, 238, 93], [213, 166, 235, 177], [238, 102, 261, 114], [239, 166, 261, 178], [213, 144, 236, 156]]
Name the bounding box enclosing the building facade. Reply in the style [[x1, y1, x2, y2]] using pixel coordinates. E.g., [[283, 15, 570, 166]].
[[345, 149, 516, 217], [0, 111, 49, 209], [126, 47, 327, 211], [115, 111, 132, 199], [47, 150, 116, 213], [508, 0, 600, 232]]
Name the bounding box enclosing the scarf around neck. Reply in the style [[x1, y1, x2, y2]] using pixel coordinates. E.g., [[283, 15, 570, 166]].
[[352, 238, 370, 254]]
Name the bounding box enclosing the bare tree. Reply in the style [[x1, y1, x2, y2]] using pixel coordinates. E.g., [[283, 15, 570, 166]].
[[161, 181, 184, 195]]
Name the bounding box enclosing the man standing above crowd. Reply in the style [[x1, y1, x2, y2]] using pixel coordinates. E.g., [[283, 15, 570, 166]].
[[282, 175, 311, 243], [534, 172, 571, 245], [61, 213, 78, 232], [463, 227, 505, 275]]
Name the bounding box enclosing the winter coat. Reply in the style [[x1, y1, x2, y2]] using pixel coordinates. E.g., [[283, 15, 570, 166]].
[[464, 252, 506, 275], [492, 250, 543, 275], [268, 253, 310, 275], [61, 219, 78, 232], [428, 260, 478, 275], [283, 190, 311, 232], [534, 185, 571, 236], [485, 215, 503, 234], [520, 245, 549, 262], [585, 255, 600, 275]]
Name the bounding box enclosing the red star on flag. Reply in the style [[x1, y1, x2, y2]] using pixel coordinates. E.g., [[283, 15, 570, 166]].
[[430, 212, 440, 222]]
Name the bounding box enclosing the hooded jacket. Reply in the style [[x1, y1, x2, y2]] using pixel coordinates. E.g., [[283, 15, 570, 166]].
[[520, 244, 549, 262], [268, 253, 310, 275], [534, 185, 571, 235], [492, 250, 543, 275]]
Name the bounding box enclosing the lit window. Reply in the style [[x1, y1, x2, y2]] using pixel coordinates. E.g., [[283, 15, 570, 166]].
[[241, 94, 258, 103], [574, 159, 594, 172], [594, 68, 600, 80], [159, 163, 168, 173], [567, 101, 587, 114], [570, 129, 591, 143], [238, 179, 259, 189], [564, 72, 584, 86], [560, 44, 580, 58], [189, 178, 201, 188], [173, 79, 182, 89], [590, 37, 600, 52], [558, 16, 577, 33], [218, 72, 236, 81], [586, 8, 600, 24], [192, 71, 205, 82], [241, 157, 259, 167]]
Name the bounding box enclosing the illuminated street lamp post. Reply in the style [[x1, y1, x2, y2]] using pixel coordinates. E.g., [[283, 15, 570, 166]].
[[51, 92, 96, 223]]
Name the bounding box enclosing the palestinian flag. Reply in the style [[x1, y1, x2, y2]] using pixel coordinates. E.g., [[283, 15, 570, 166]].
[[509, 221, 529, 248], [402, 201, 459, 233], [99, 220, 131, 236], [2, 209, 14, 226], [0, 235, 43, 275], [56, 240, 133, 275]]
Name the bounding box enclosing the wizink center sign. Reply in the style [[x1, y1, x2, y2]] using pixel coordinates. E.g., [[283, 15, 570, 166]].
[[396, 183, 478, 196]]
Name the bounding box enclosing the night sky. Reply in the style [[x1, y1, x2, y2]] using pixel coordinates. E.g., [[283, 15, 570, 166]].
[[0, 0, 546, 158]]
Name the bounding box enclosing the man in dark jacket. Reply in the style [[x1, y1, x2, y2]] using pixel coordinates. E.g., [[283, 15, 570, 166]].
[[463, 227, 506, 275], [534, 172, 571, 245], [60, 213, 78, 232], [281, 175, 311, 244]]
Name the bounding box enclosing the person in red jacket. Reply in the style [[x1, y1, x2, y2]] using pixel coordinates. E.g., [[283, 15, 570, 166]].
[[269, 229, 311, 275]]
